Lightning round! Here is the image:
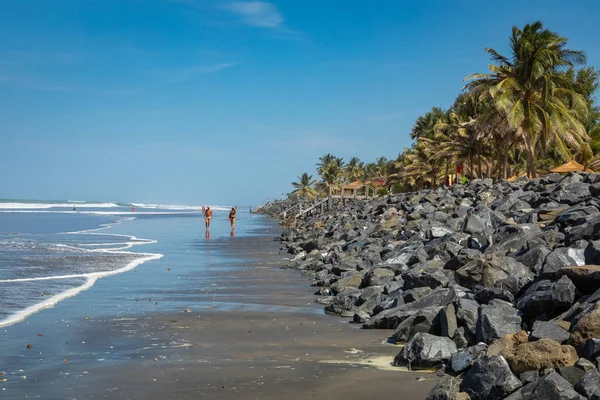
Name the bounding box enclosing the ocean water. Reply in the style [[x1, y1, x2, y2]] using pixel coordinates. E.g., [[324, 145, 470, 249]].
[[0, 199, 241, 328]]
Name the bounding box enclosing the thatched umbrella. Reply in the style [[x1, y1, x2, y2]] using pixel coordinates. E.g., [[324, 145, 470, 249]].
[[550, 160, 592, 173]]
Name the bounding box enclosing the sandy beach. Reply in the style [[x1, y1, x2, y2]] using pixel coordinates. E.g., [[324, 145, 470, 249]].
[[0, 214, 434, 399]]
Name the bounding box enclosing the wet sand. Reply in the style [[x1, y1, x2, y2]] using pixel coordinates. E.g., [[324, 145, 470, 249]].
[[1, 226, 435, 399]]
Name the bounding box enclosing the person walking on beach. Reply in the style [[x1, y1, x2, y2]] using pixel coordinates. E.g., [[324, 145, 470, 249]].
[[204, 206, 212, 229], [229, 207, 237, 230]]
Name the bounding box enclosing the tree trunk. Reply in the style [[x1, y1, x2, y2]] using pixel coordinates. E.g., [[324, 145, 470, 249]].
[[445, 161, 450, 186], [523, 132, 537, 179], [478, 143, 482, 179]]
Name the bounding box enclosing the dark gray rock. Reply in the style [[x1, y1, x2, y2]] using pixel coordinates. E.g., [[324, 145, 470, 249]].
[[456, 255, 533, 296], [450, 342, 487, 373], [520, 370, 540, 385], [530, 320, 570, 343], [426, 376, 460, 400], [459, 354, 522, 400], [486, 224, 543, 254], [362, 267, 395, 287], [403, 263, 454, 290], [456, 298, 480, 337], [394, 332, 458, 369], [516, 276, 577, 319], [584, 339, 600, 362], [541, 245, 587, 277], [392, 307, 442, 342], [503, 371, 585, 400], [575, 357, 597, 373], [574, 370, 600, 398], [557, 366, 587, 386], [515, 245, 551, 275], [477, 300, 522, 344], [440, 304, 458, 338], [565, 214, 600, 246]]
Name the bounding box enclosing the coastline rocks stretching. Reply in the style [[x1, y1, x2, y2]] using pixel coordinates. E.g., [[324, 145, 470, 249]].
[[259, 172, 600, 399]]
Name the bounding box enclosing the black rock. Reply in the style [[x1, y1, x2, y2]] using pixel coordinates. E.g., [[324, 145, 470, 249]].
[[503, 371, 585, 400], [476, 300, 522, 344], [426, 376, 460, 400], [530, 320, 570, 343], [574, 370, 600, 398], [391, 307, 442, 342], [459, 354, 522, 400], [541, 245, 587, 277], [450, 342, 487, 373], [584, 339, 600, 361], [520, 370, 540, 385], [394, 332, 458, 369], [557, 366, 586, 386], [516, 276, 577, 320]]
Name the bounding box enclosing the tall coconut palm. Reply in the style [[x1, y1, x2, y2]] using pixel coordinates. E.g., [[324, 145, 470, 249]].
[[316, 153, 336, 177], [291, 173, 318, 199], [319, 162, 344, 197], [466, 21, 589, 178], [345, 157, 363, 182]]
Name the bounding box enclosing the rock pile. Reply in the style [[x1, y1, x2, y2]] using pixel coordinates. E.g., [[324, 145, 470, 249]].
[[262, 172, 600, 399]]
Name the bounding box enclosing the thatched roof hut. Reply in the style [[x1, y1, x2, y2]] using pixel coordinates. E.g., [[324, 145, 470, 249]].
[[550, 160, 592, 173]]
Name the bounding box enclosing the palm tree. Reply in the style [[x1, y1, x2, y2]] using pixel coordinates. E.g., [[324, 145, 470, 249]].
[[466, 21, 589, 178], [411, 107, 447, 140], [316, 153, 336, 177], [291, 173, 318, 199], [319, 162, 344, 197], [345, 157, 363, 182]]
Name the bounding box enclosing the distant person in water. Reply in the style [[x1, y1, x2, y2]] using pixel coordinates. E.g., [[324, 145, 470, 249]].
[[202, 205, 205, 214], [229, 207, 237, 229], [73, 205, 76, 211], [204, 206, 212, 229], [131, 205, 135, 212]]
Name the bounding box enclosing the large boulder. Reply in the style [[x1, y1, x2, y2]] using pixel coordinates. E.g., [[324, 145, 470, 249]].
[[362, 267, 395, 287], [557, 265, 600, 294], [426, 376, 460, 400], [508, 339, 579, 374], [451, 343, 488, 373], [541, 246, 587, 277], [403, 263, 454, 290], [569, 301, 600, 350], [574, 370, 600, 398], [503, 371, 585, 400], [459, 354, 522, 400], [477, 300, 522, 344], [530, 321, 570, 343], [393, 332, 458, 369], [391, 307, 442, 342], [456, 255, 533, 296], [330, 273, 364, 294], [486, 224, 543, 254], [516, 276, 577, 319]]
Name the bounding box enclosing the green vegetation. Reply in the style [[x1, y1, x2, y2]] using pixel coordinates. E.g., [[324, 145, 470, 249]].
[[291, 21, 599, 196]]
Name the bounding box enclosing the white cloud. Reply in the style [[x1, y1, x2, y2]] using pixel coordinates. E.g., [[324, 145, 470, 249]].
[[222, 1, 284, 28]]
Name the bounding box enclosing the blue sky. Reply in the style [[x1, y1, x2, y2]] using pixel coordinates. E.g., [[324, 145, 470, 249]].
[[1, 0, 599, 205]]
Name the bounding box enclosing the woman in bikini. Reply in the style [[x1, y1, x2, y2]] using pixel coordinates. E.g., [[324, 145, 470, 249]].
[[229, 207, 237, 229], [204, 206, 212, 229]]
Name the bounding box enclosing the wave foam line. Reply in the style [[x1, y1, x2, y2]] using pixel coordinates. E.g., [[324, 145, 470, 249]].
[[0, 252, 163, 328], [0, 202, 119, 209]]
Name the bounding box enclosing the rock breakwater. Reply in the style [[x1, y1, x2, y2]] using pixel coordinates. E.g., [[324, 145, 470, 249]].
[[260, 172, 600, 399]]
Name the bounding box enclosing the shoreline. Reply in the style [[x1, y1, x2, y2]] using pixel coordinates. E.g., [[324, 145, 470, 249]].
[[0, 214, 435, 399]]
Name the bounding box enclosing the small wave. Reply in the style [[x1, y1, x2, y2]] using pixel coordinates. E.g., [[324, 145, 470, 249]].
[[0, 214, 163, 328], [0, 202, 119, 209], [132, 203, 231, 211]]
